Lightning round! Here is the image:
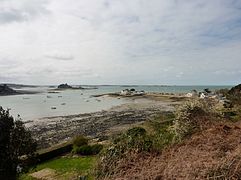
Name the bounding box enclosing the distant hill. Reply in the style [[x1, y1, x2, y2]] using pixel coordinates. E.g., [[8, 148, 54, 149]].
[[0, 84, 19, 96], [228, 84, 241, 95], [227, 84, 241, 105], [0, 83, 39, 89]]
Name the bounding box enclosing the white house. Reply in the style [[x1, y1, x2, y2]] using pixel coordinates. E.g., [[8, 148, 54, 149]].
[[200, 93, 206, 99], [185, 93, 193, 97], [120, 89, 131, 95]]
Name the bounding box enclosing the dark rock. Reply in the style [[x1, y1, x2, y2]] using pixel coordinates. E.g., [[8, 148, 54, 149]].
[[57, 83, 73, 89], [0, 84, 19, 96]]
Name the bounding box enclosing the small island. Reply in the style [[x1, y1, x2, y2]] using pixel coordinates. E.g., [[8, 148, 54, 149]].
[[57, 83, 74, 89], [56, 83, 98, 90]]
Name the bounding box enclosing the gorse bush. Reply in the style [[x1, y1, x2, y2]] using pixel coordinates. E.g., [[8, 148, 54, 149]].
[[113, 127, 153, 153], [72, 135, 103, 155], [96, 124, 174, 178], [72, 144, 103, 155], [172, 99, 218, 140], [72, 135, 88, 147], [96, 127, 152, 177]]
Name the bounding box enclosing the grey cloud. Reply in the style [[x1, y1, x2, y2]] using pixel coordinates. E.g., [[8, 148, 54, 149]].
[[0, 0, 50, 24], [0, 9, 24, 23], [44, 53, 74, 61]]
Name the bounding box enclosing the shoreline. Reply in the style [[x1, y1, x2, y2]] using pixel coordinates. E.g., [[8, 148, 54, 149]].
[[26, 94, 184, 150]]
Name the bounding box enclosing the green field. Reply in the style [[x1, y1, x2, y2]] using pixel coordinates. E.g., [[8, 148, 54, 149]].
[[19, 156, 96, 180]]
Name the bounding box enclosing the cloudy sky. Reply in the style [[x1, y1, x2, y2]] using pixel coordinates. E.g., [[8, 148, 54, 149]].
[[0, 0, 241, 85]]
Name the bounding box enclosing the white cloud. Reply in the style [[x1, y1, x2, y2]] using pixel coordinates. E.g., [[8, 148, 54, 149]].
[[0, 0, 241, 85]]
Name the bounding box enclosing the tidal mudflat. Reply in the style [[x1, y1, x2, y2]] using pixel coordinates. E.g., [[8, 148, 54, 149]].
[[26, 94, 183, 149]]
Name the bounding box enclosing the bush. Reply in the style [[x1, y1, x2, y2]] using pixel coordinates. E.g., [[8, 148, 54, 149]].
[[172, 99, 217, 140], [72, 135, 88, 147], [72, 144, 103, 155], [114, 127, 153, 152], [126, 127, 146, 137], [91, 144, 104, 155], [95, 124, 175, 178]]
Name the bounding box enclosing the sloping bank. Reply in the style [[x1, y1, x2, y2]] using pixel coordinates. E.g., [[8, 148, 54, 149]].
[[95, 98, 241, 179]]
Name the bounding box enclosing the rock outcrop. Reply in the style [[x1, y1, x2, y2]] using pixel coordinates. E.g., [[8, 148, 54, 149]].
[[57, 83, 73, 89]]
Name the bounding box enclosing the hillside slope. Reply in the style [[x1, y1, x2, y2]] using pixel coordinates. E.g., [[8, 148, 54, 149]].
[[107, 121, 241, 179]]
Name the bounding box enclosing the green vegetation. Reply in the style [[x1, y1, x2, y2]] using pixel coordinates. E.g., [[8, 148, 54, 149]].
[[95, 113, 175, 178], [172, 99, 218, 140], [216, 84, 241, 121], [0, 107, 37, 179], [5, 85, 241, 179], [72, 135, 103, 156], [72, 135, 88, 147], [72, 144, 103, 155], [19, 156, 96, 180], [95, 92, 241, 179]]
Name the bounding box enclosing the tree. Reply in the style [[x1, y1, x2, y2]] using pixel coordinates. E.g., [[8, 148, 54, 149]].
[[0, 107, 37, 179]]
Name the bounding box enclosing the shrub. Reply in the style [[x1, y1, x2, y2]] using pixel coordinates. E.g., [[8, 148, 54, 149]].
[[91, 144, 104, 155], [95, 125, 175, 178], [77, 145, 93, 155], [150, 121, 175, 151], [72, 144, 103, 155], [114, 127, 153, 153], [72, 135, 88, 147], [172, 99, 217, 140], [126, 127, 146, 137]]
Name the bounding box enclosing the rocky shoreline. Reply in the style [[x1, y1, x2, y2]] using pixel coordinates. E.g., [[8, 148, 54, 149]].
[[26, 97, 180, 150]]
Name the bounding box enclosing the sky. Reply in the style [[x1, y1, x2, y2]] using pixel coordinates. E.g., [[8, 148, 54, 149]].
[[0, 0, 241, 85]]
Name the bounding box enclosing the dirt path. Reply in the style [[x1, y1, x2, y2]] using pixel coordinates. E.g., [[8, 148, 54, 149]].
[[30, 168, 57, 180]]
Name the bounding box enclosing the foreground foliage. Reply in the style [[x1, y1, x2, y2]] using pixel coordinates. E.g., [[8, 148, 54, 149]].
[[0, 107, 37, 179], [172, 99, 219, 140], [95, 92, 241, 179], [95, 113, 175, 178]]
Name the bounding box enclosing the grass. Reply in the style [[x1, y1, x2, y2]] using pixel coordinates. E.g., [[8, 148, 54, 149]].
[[19, 156, 96, 180]]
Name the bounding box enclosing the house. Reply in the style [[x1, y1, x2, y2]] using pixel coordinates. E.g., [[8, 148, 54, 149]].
[[185, 93, 193, 97], [120, 89, 145, 96], [120, 89, 131, 95], [199, 92, 206, 99]]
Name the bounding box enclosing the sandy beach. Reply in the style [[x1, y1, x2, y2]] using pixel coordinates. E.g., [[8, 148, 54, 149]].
[[26, 94, 184, 149]]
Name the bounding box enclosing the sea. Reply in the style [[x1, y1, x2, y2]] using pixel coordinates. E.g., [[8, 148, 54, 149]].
[[0, 85, 231, 121]]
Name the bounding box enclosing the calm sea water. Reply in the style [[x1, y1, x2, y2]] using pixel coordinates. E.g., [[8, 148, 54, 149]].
[[0, 85, 231, 121]]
